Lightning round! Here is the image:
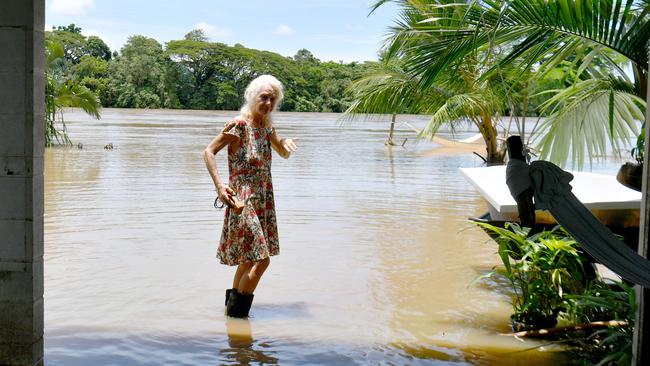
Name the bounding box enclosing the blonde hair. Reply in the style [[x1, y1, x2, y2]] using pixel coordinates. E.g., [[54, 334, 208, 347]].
[[240, 75, 284, 126]]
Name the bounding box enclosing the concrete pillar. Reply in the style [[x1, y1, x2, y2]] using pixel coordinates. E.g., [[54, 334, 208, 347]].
[[0, 1, 45, 365]]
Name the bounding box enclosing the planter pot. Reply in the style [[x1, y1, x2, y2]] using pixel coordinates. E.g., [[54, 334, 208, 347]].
[[616, 162, 643, 192], [510, 314, 557, 332]]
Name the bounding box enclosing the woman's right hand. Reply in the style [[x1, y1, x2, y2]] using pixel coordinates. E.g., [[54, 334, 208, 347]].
[[221, 120, 237, 134], [217, 183, 236, 207]]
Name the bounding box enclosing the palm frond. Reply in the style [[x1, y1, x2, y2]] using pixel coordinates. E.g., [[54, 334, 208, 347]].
[[45, 40, 65, 66], [420, 92, 497, 138], [343, 68, 447, 118], [533, 78, 644, 168], [55, 82, 102, 119], [378, 0, 649, 87], [44, 39, 102, 145]]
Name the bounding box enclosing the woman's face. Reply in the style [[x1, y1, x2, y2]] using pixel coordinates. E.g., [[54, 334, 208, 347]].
[[253, 85, 277, 117]]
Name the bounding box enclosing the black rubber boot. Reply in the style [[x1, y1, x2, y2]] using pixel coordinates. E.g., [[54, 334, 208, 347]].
[[226, 291, 254, 318], [225, 288, 237, 306], [238, 293, 254, 317]]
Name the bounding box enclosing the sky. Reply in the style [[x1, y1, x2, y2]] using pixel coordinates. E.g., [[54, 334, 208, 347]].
[[44, 0, 399, 63]]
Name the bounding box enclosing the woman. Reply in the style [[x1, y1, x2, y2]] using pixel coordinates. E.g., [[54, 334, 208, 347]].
[[203, 75, 297, 318]]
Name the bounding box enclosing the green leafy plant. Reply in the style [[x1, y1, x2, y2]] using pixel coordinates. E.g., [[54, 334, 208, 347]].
[[564, 281, 636, 324], [45, 40, 101, 146], [475, 222, 586, 327], [565, 281, 635, 365], [474, 221, 635, 363]]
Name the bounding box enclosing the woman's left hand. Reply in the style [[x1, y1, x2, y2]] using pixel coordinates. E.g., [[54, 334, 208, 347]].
[[282, 138, 298, 153]]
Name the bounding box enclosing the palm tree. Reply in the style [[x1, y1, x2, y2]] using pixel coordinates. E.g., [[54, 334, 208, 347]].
[[343, 55, 442, 146], [345, 53, 510, 164], [45, 40, 101, 146], [370, 0, 649, 167], [346, 5, 540, 165]]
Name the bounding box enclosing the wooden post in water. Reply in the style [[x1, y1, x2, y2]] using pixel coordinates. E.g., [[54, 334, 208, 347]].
[[386, 113, 396, 146], [505, 136, 535, 229], [632, 46, 650, 366]]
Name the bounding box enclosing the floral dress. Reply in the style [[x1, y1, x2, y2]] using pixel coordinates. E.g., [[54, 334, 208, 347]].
[[217, 117, 279, 266]]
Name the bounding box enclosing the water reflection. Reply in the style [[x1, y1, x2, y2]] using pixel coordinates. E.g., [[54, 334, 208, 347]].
[[386, 145, 396, 184], [226, 318, 253, 347], [222, 318, 279, 365]]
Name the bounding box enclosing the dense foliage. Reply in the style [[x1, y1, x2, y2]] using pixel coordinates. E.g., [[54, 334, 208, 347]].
[[46, 25, 375, 113], [350, 0, 648, 168], [475, 222, 635, 365], [45, 38, 101, 146]]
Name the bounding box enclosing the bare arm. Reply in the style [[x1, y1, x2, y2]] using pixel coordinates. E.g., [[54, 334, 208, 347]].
[[270, 127, 297, 159], [203, 122, 237, 205]]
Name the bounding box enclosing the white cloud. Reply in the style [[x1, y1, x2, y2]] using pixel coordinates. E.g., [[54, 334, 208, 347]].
[[273, 25, 295, 36], [193, 22, 231, 39], [49, 0, 94, 16]]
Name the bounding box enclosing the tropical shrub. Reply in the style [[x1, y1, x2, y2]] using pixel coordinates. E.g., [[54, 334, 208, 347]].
[[565, 281, 635, 366], [475, 222, 586, 326], [45, 40, 101, 146], [474, 221, 635, 364]]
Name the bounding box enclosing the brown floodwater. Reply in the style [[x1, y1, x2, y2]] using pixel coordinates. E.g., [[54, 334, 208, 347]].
[[44, 108, 573, 365]]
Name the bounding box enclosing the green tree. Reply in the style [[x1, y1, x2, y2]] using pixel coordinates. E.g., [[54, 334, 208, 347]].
[[294, 48, 319, 63], [105, 35, 175, 108], [318, 62, 374, 112], [85, 36, 112, 61], [167, 38, 308, 110], [184, 29, 209, 42], [121, 35, 163, 59], [47, 25, 112, 63], [71, 55, 109, 102], [370, 0, 648, 167], [346, 52, 510, 164], [55, 24, 82, 34], [43, 28, 381, 114], [166, 36, 220, 109], [45, 40, 101, 146], [47, 28, 87, 63]]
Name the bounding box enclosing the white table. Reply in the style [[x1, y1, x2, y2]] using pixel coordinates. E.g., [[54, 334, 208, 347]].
[[460, 166, 641, 223]]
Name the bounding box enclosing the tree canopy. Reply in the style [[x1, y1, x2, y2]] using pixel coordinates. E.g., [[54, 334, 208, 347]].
[[46, 25, 376, 113]]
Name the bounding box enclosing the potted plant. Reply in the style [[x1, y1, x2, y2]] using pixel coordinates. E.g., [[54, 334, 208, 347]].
[[617, 125, 644, 192], [475, 222, 586, 331]]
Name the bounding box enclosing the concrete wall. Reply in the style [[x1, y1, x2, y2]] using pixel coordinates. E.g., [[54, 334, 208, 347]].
[[0, 1, 45, 365]]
